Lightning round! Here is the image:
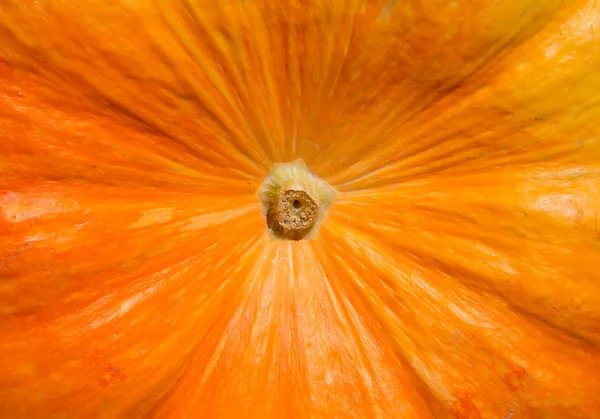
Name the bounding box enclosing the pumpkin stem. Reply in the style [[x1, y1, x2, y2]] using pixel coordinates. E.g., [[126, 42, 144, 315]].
[[258, 160, 338, 241]]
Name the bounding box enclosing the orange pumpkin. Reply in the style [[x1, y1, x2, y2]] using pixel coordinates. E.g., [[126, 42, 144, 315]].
[[1, 0, 599, 417]]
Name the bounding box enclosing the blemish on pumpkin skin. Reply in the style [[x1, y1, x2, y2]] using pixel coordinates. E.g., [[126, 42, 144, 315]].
[[502, 366, 529, 393], [378, 0, 397, 24], [574, 209, 584, 231], [96, 365, 127, 388], [450, 393, 482, 419], [87, 350, 127, 388], [1, 192, 80, 223], [129, 207, 175, 229]]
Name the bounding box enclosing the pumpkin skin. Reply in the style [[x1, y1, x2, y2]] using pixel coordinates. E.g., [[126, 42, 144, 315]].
[[1, 0, 600, 417]]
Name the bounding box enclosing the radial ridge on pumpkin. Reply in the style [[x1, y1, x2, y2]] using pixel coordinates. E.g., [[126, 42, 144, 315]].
[[258, 160, 338, 240]]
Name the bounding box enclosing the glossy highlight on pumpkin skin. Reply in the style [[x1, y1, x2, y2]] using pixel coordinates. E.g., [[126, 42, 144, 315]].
[[0, 0, 599, 418]]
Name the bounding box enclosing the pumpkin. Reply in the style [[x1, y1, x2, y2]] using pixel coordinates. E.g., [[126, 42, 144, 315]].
[[1, 0, 599, 417]]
